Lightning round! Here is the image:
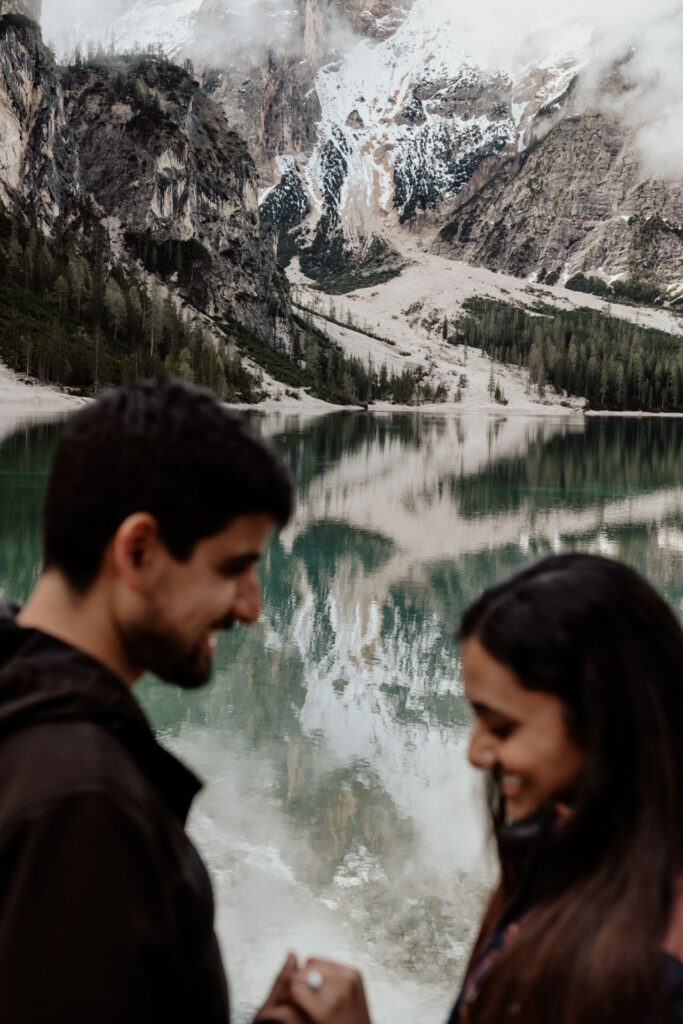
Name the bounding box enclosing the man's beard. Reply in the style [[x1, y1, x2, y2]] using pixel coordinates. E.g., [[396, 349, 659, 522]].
[[121, 621, 218, 690]]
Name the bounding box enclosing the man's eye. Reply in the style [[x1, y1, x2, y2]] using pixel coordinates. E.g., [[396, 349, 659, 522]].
[[218, 561, 247, 577]]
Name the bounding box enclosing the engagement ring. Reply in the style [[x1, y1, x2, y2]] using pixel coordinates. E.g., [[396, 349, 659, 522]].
[[306, 970, 324, 991]]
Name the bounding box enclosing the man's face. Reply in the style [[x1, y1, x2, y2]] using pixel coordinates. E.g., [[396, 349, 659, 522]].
[[121, 514, 274, 688]]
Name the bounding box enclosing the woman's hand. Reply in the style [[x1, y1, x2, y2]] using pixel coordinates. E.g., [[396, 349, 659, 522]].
[[254, 954, 372, 1024], [254, 953, 311, 1024], [288, 957, 372, 1024]]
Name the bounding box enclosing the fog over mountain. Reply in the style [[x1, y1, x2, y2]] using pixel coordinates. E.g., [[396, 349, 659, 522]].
[[42, 0, 681, 71], [41, 0, 683, 176], [38, 0, 683, 296]]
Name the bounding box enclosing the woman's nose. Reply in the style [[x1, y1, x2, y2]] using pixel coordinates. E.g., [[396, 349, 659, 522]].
[[468, 720, 497, 769]]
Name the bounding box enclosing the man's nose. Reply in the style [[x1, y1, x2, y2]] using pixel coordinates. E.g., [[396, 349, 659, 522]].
[[233, 571, 261, 624], [468, 720, 497, 769]]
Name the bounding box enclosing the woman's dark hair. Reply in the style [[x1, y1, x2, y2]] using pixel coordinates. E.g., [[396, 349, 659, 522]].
[[459, 554, 683, 1024], [43, 378, 293, 591]]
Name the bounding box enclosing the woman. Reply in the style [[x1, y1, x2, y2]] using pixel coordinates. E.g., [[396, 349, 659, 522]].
[[259, 554, 683, 1024], [451, 553, 683, 1024]]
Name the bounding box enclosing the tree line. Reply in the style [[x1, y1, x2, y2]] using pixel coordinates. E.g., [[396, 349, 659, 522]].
[[457, 299, 683, 412], [0, 209, 266, 400], [294, 311, 450, 406], [0, 207, 453, 407]]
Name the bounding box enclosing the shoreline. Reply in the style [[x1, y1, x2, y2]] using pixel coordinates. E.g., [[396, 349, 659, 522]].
[[242, 394, 683, 419], [3, 360, 682, 424], [0, 361, 88, 420]]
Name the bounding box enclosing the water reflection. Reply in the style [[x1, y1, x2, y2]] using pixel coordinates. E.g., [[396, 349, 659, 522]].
[[0, 411, 681, 1023], [0, 419, 67, 602]]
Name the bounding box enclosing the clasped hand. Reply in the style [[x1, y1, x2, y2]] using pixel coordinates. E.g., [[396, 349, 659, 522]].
[[254, 953, 372, 1024]]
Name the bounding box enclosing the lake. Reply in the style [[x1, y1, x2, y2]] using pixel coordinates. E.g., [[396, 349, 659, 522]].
[[1, 410, 681, 1023]]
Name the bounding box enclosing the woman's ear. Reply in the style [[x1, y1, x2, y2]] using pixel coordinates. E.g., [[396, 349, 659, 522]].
[[110, 513, 161, 592]]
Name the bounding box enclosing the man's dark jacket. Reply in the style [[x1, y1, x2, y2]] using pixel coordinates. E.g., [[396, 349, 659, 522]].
[[0, 603, 230, 1024]]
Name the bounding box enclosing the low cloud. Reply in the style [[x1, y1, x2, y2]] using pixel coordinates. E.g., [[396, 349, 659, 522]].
[[42, 0, 683, 178], [429, 0, 683, 181], [42, 0, 301, 62], [598, 7, 683, 179]]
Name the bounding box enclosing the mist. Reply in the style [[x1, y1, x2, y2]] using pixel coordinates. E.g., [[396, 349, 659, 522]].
[[41, 0, 683, 175], [42, 0, 306, 63], [597, 6, 683, 179]]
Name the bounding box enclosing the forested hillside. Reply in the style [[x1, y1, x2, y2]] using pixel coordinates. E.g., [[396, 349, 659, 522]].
[[0, 208, 264, 399], [459, 299, 683, 412], [0, 207, 436, 405]]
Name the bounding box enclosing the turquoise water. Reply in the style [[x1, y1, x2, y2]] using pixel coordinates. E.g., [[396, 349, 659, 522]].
[[1, 411, 682, 1022]]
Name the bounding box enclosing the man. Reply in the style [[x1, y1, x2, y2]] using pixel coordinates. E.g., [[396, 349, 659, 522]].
[[0, 378, 296, 1022]]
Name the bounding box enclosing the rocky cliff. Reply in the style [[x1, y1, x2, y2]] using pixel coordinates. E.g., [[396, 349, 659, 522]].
[[36, 0, 546, 291], [62, 55, 291, 345], [0, 9, 83, 229], [254, 1, 522, 290], [434, 101, 683, 296], [38, 0, 683, 302], [202, 0, 683, 300], [174, 0, 419, 290], [0, 7, 296, 349]]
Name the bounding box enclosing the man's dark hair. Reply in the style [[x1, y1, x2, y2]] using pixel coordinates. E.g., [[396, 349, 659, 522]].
[[43, 378, 293, 591]]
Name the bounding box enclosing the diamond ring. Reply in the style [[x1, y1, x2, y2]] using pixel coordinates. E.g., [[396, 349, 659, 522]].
[[306, 969, 324, 991]]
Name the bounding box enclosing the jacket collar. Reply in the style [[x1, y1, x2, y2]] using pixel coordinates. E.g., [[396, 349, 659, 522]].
[[0, 602, 202, 824]]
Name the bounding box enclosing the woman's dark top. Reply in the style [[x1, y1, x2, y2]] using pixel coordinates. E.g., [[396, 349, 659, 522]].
[[447, 806, 683, 1023]]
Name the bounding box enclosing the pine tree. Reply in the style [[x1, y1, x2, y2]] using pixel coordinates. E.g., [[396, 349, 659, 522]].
[[52, 275, 69, 310], [6, 221, 22, 275], [104, 278, 126, 339], [148, 279, 164, 358]]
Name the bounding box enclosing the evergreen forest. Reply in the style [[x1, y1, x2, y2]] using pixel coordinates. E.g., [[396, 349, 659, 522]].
[[0, 208, 261, 400], [2, 206, 682, 412], [458, 298, 683, 412], [0, 208, 432, 406]]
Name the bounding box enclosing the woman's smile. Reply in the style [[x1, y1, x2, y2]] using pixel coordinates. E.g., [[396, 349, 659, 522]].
[[462, 636, 586, 821], [500, 773, 524, 798]]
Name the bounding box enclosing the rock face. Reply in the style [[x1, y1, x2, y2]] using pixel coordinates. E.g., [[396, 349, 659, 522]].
[[208, 59, 322, 187], [62, 56, 291, 345], [179, 0, 417, 290], [335, 0, 411, 38], [191, 0, 682, 297], [38, 0, 683, 299], [434, 106, 683, 293], [256, 4, 521, 290], [0, 0, 41, 20], [0, 11, 83, 228], [0, 5, 295, 348]]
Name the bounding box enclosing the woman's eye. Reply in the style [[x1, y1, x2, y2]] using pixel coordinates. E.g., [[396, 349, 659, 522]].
[[490, 722, 514, 740]]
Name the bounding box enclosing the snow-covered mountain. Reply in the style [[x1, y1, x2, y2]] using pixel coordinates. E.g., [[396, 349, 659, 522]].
[[43, 0, 204, 58], [42, 0, 683, 296], [260, 0, 589, 288]]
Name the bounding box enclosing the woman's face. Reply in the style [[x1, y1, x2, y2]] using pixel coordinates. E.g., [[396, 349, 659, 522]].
[[462, 636, 586, 822]]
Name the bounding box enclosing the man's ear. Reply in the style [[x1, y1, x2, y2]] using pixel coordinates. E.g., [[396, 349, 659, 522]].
[[110, 513, 162, 591]]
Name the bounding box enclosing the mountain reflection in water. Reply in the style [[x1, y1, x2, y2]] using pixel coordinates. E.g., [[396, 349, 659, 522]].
[[0, 412, 681, 1024]]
